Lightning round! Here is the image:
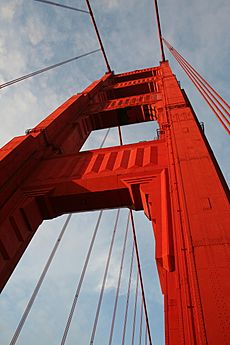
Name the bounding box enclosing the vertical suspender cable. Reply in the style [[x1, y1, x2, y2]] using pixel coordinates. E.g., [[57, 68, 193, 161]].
[[59, 128, 110, 345], [60, 211, 103, 345], [100, 128, 111, 148], [118, 126, 123, 146], [139, 302, 143, 345], [117, 124, 153, 345], [131, 272, 139, 345], [89, 209, 120, 344], [10, 128, 111, 345], [145, 324, 148, 345], [130, 211, 153, 345], [122, 243, 135, 345], [9, 214, 72, 345], [85, 0, 112, 73], [108, 212, 130, 345]]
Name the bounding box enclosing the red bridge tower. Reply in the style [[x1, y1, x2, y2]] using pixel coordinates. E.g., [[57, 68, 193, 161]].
[[0, 61, 229, 345]]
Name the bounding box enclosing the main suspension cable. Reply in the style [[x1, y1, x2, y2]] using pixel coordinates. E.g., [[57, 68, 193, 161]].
[[170, 45, 230, 126], [9, 214, 72, 345], [153, 0, 165, 61], [34, 0, 89, 13], [163, 38, 230, 114], [174, 51, 230, 123], [85, 0, 112, 73], [175, 52, 230, 119], [163, 38, 230, 134], [131, 271, 139, 345], [0, 49, 100, 90], [108, 212, 130, 345], [173, 52, 230, 134], [60, 211, 103, 345], [122, 243, 135, 345], [89, 209, 120, 344], [174, 53, 230, 133]]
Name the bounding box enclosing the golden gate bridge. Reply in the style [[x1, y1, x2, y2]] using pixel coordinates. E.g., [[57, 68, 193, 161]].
[[0, 1, 229, 344]]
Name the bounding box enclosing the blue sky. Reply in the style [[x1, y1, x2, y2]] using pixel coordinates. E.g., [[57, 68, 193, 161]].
[[0, 0, 229, 344]]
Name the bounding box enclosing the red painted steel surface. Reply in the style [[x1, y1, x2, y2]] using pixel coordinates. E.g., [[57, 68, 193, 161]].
[[0, 62, 229, 345]]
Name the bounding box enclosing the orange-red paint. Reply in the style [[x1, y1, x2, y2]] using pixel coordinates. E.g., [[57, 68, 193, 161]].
[[0, 62, 229, 345]]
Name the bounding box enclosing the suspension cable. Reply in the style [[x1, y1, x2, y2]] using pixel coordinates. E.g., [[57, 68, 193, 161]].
[[145, 324, 148, 345], [9, 214, 72, 345], [118, 126, 123, 146], [172, 51, 230, 134], [34, 0, 89, 13], [85, 0, 112, 73], [130, 211, 153, 345], [10, 127, 111, 345], [108, 212, 130, 345], [59, 128, 110, 344], [174, 52, 230, 132], [163, 38, 230, 114], [139, 302, 143, 345], [131, 271, 139, 345], [153, 0, 165, 61], [163, 39, 230, 134], [169, 45, 230, 125], [122, 243, 135, 345], [60, 211, 103, 345], [99, 128, 111, 148], [117, 125, 153, 345], [0, 49, 100, 90], [173, 51, 230, 124], [175, 51, 230, 119], [89, 209, 120, 344]]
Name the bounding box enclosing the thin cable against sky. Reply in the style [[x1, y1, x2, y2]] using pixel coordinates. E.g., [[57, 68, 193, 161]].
[[0, 49, 100, 90], [34, 0, 89, 13]]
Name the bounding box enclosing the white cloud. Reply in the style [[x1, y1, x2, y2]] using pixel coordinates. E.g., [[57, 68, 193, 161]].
[[25, 16, 46, 46], [1, 0, 21, 21]]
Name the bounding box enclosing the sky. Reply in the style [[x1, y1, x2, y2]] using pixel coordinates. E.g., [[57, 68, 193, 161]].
[[0, 0, 229, 344]]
